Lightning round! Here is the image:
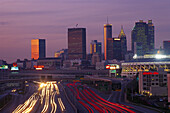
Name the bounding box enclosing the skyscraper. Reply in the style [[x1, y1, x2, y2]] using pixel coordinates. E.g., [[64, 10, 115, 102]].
[[31, 39, 46, 60], [163, 41, 170, 55], [104, 23, 112, 60], [148, 20, 154, 50], [90, 40, 102, 56], [131, 20, 154, 56], [68, 28, 86, 60], [134, 42, 143, 56], [118, 26, 127, 60], [107, 38, 113, 60], [113, 37, 122, 60]]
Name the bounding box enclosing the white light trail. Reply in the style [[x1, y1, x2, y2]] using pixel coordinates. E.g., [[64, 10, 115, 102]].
[[54, 84, 60, 95], [41, 84, 50, 113], [58, 98, 65, 111], [13, 81, 62, 113], [50, 92, 57, 113], [12, 93, 37, 113]]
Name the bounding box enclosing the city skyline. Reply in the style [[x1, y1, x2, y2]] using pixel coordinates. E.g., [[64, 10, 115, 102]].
[[0, 0, 170, 62]]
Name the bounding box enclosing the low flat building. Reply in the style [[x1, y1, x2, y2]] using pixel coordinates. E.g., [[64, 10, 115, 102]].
[[62, 59, 89, 70], [37, 58, 61, 69], [96, 61, 107, 70], [0, 60, 6, 65], [122, 56, 170, 77], [91, 53, 101, 66], [25, 60, 37, 69]]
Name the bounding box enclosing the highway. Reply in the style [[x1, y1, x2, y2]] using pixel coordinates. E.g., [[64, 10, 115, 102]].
[[67, 82, 136, 113], [0, 83, 38, 113], [10, 81, 73, 113], [107, 79, 161, 113], [0, 78, 162, 113]]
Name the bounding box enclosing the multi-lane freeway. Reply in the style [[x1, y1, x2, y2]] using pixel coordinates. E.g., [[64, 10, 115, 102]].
[[67, 82, 136, 113], [3, 81, 73, 113], [0, 79, 161, 113], [11, 82, 65, 113]]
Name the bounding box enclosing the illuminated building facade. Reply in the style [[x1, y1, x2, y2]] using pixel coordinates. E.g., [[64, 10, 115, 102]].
[[90, 40, 102, 60], [104, 24, 112, 60], [31, 39, 46, 60], [104, 25, 127, 60], [163, 41, 170, 55], [54, 49, 68, 60], [122, 59, 170, 77], [131, 20, 154, 55], [118, 26, 127, 60], [113, 37, 121, 60], [90, 40, 102, 55], [139, 71, 167, 96], [68, 28, 86, 60], [148, 20, 155, 50]]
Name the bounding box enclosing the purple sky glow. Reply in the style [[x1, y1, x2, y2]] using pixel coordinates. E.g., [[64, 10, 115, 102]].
[[0, 0, 170, 63]]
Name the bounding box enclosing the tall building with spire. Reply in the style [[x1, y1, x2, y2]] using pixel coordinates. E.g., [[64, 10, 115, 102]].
[[104, 18, 112, 60], [131, 20, 154, 56], [118, 26, 127, 60]]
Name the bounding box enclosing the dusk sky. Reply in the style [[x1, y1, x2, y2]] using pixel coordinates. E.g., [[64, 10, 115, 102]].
[[1, 0, 170, 63]]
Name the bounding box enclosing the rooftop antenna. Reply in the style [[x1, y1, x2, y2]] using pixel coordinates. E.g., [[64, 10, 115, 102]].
[[76, 24, 78, 27], [107, 16, 109, 24], [121, 25, 123, 29]]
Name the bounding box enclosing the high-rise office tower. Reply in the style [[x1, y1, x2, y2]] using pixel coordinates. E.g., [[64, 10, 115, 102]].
[[68, 28, 86, 60], [113, 37, 122, 60], [163, 41, 170, 55], [31, 39, 46, 60], [107, 38, 113, 60], [148, 20, 154, 50], [134, 42, 143, 56], [131, 20, 154, 56], [104, 23, 112, 60], [90, 40, 102, 56], [118, 26, 127, 60]]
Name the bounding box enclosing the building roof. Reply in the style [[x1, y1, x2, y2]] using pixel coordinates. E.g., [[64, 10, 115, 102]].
[[128, 58, 170, 62], [68, 28, 86, 30], [38, 57, 61, 60], [118, 26, 126, 38], [122, 58, 170, 65]]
